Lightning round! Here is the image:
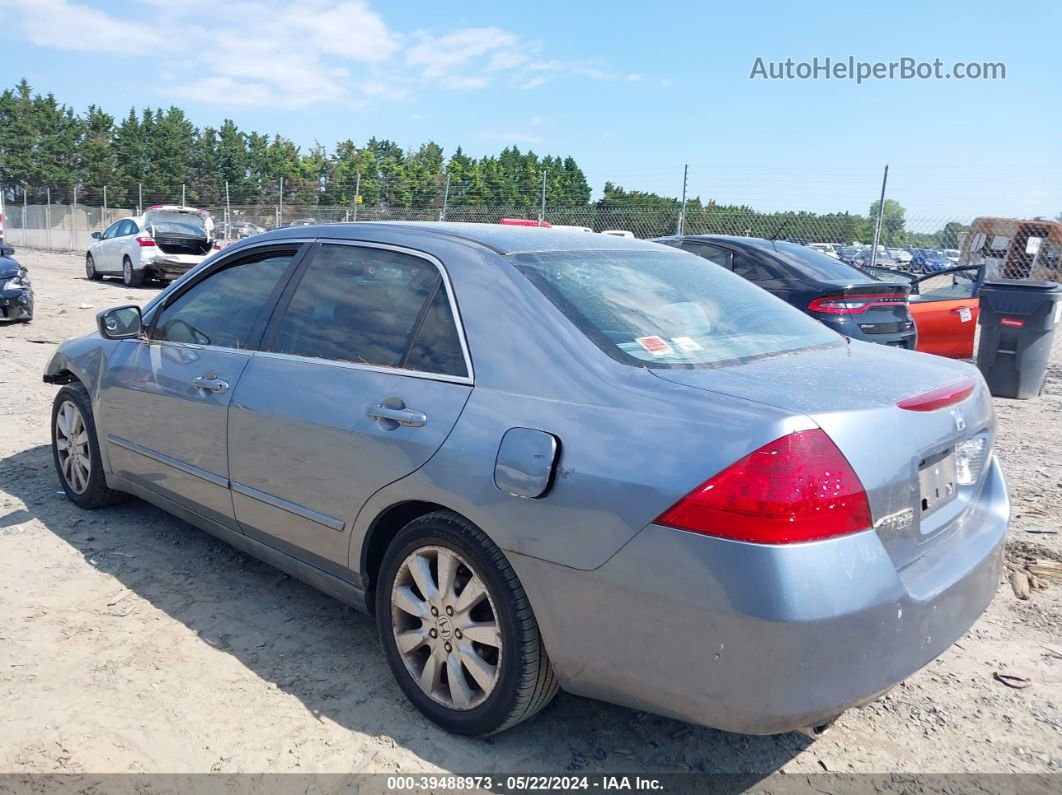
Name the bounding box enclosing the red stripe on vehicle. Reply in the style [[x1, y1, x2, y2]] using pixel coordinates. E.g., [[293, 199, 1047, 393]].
[[897, 379, 976, 411]]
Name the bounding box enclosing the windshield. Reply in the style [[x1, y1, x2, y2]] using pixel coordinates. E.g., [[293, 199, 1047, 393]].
[[509, 249, 842, 369]]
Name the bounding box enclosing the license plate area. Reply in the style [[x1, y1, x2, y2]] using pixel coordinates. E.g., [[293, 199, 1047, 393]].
[[919, 449, 958, 517]]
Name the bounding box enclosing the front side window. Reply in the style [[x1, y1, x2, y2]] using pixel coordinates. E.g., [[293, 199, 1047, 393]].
[[151, 250, 295, 349], [911, 268, 979, 302], [270, 244, 468, 377], [510, 249, 841, 369]]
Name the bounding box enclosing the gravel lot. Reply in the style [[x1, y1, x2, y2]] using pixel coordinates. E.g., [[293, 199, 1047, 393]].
[[1, 248, 1060, 776]]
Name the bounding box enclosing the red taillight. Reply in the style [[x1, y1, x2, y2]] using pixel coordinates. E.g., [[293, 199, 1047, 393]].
[[897, 378, 975, 411], [808, 294, 907, 315], [136, 236, 157, 247], [655, 429, 872, 544]]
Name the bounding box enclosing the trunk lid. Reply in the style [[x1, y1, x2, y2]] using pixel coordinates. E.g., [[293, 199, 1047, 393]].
[[651, 342, 995, 569], [808, 281, 914, 337], [144, 208, 212, 254]]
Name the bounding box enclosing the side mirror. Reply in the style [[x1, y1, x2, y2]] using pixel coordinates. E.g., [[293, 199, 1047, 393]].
[[97, 305, 143, 340], [91, 231, 102, 240]]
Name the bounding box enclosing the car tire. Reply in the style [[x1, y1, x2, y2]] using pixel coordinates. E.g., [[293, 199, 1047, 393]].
[[376, 511, 559, 736], [85, 254, 102, 281], [51, 382, 128, 509], [122, 257, 145, 288]]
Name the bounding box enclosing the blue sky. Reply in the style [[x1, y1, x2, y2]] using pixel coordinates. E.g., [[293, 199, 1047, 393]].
[[3, 0, 1061, 220]]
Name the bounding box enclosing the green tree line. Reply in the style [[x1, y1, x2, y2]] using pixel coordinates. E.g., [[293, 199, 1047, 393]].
[[0, 79, 591, 209]]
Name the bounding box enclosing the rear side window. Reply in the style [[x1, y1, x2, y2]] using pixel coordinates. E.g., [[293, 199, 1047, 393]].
[[510, 249, 841, 369], [731, 252, 778, 282], [151, 251, 295, 349], [270, 244, 468, 377], [683, 242, 732, 268]]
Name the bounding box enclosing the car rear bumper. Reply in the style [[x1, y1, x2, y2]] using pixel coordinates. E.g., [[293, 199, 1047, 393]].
[[511, 457, 1008, 735], [816, 314, 918, 349], [144, 255, 207, 280]]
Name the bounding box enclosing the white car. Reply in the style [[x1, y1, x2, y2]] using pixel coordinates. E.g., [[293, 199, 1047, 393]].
[[601, 229, 635, 238], [886, 247, 913, 264], [86, 206, 218, 287], [809, 243, 839, 258]]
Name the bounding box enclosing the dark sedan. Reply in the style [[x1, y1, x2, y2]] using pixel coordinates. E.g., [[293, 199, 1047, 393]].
[[654, 235, 916, 349], [0, 242, 33, 323]]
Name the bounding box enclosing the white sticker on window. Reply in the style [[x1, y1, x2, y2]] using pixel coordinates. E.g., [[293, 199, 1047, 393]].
[[958, 307, 972, 323], [671, 336, 704, 352]]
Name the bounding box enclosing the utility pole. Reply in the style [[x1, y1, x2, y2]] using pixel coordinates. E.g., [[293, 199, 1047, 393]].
[[23, 189, 28, 246], [224, 181, 231, 239], [181, 183, 186, 207], [102, 185, 107, 227], [353, 173, 361, 222], [439, 172, 451, 222], [71, 184, 77, 249], [278, 177, 284, 227], [870, 164, 889, 270], [138, 182, 143, 216], [677, 164, 689, 235], [538, 169, 547, 226], [46, 187, 52, 249]]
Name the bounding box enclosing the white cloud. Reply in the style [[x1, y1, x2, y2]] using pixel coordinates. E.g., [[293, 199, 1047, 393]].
[[1, 0, 167, 53], [406, 27, 520, 78], [438, 75, 488, 91], [3, 0, 642, 108]]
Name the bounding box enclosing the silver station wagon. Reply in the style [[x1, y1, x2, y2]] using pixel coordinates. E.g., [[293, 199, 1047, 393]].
[[45, 223, 1008, 737]]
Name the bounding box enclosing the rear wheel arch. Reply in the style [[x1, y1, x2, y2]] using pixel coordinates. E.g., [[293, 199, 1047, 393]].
[[360, 500, 453, 598]]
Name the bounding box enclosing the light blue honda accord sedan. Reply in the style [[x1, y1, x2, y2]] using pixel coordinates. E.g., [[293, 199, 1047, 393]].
[[44, 223, 1008, 736]]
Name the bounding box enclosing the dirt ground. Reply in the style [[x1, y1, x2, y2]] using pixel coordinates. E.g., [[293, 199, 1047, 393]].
[[1, 248, 1060, 777]]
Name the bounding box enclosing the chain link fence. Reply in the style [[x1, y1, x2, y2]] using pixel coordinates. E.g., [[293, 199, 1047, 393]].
[[0, 184, 978, 256]]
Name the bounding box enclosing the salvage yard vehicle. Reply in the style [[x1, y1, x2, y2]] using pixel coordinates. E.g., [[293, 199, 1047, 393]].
[[45, 223, 1007, 738], [655, 235, 917, 349], [958, 216, 1062, 281], [0, 241, 33, 322], [86, 205, 219, 287]]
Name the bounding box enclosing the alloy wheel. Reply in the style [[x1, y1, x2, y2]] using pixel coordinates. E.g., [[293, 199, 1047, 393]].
[[390, 545, 502, 711], [123, 260, 132, 284], [85, 255, 96, 279], [55, 400, 91, 494]]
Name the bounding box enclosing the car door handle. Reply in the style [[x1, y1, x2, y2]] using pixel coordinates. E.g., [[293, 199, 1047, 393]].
[[366, 403, 427, 428], [193, 376, 229, 394]]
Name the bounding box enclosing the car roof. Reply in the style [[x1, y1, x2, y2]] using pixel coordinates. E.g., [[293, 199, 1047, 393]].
[[256, 221, 666, 255]]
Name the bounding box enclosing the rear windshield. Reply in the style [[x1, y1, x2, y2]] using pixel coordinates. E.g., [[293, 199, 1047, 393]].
[[509, 249, 842, 369], [150, 220, 206, 237], [747, 240, 867, 282]]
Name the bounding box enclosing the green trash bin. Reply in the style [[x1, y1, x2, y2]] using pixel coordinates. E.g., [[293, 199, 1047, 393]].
[[976, 279, 1062, 399]]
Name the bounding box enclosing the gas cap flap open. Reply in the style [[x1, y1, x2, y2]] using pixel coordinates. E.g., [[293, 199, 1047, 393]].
[[494, 428, 560, 499]]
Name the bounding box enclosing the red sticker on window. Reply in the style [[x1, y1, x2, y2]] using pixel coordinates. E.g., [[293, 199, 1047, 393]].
[[1000, 317, 1024, 328], [636, 336, 672, 355]]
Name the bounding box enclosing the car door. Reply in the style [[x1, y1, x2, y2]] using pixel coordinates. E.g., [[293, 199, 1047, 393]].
[[93, 221, 123, 271], [98, 244, 305, 527], [114, 219, 141, 271], [226, 241, 474, 574], [909, 266, 981, 358]]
